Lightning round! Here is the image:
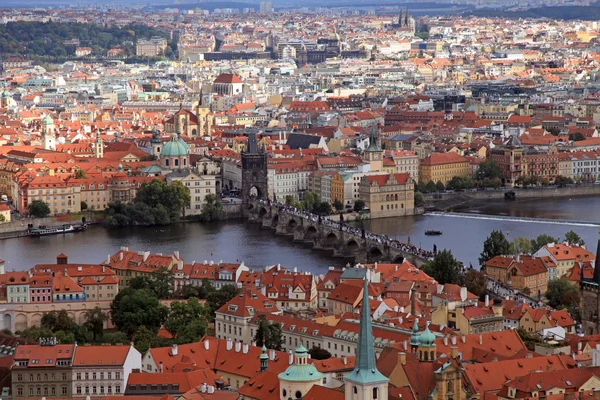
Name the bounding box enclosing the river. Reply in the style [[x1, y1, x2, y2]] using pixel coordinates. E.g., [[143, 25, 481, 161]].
[[1, 196, 599, 274]]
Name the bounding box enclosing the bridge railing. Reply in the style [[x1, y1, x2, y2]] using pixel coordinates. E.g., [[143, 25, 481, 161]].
[[253, 199, 435, 261]]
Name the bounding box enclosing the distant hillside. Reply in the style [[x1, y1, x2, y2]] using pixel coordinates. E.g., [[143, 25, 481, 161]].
[[148, 2, 258, 11], [466, 5, 600, 20]]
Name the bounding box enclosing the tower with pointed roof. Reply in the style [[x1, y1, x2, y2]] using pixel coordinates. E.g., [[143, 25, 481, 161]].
[[241, 129, 268, 203], [410, 318, 420, 352], [417, 322, 437, 362], [364, 123, 383, 172], [278, 343, 324, 400], [580, 239, 600, 334], [41, 115, 56, 151], [196, 89, 213, 139], [260, 345, 269, 373], [151, 127, 162, 159], [344, 277, 389, 400]]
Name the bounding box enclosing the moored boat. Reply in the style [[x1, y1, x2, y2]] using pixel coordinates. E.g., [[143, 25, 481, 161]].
[[425, 230, 443, 236], [28, 223, 87, 237]]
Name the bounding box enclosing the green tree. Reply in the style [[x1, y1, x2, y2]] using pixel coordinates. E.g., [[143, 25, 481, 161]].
[[425, 181, 436, 192], [206, 284, 240, 317], [421, 250, 461, 285], [546, 278, 581, 309], [313, 201, 331, 216], [477, 158, 502, 180], [479, 230, 511, 265], [547, 127, 561, 136], [564, 230, 585, 246], [131, 326, 161, 354], [198, 194, 224, 221], [28, 200, 51, 217], [80, 201, 88, 210], [510, 237, 532, 256], [107, 331, 129, 345], [110, 289, 169, 337], [555, 176, 574, 187], [522, 287, 531, 295], [353, 199, 366, 212], [85, 307, 107, 341], [517, 327, 542, 351], [0, 214, 5, 223], [435, 181, 445, 192], [569, 132, 586, 141], [531, 234, 556, 253], [75, 169, 86, 179], [333, 199, 344, 211], [54, 330, 76, 344], [414, 191, 424, 207], [302, 192, 320, 211], [308, 346, 331, 360], [465, 269, 487, 298], [417, 181, 427, 193], [164, 298, 209, 342], [253, 315, 283, 350], [147, 267, 174, 299]]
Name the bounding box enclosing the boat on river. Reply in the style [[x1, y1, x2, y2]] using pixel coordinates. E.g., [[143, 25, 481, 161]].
[[425, 230, 443, 236], [28, 223, 87, 237]]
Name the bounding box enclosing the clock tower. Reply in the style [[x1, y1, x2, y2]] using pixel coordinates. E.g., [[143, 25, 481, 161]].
[[365, 123, 383, 172]]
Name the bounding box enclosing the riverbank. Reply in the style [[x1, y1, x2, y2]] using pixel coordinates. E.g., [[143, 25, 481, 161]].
[[424, 184, 600, 211], [0, 212, 104, 240]]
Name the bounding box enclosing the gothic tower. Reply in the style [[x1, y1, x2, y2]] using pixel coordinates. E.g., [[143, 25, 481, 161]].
[[344, 277, 389, 400], [241, 129, 268, 203], [364, 123, 383, 172], [196, 89, 213, 138]]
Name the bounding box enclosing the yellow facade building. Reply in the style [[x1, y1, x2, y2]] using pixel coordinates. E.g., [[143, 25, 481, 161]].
[[419, 152, 471, 185]]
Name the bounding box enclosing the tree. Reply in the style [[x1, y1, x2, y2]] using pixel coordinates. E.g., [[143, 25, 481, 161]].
[[301, 192, 320, 211], [28, 200, 51, 217], [198, 194, 224, 221], [435, 181, 445, 192], [107, 331, 129, 345], [510, 237, 532, 256], [479, 230, 511, 265], [522, 287, 531, 295], [546, 278, 581, 309], [253, 315, 283, 350], [333, 199, 344, 211], [80, 201, 88, 210], [569, 132, 586, 141], [85, 307, 107, 341], [414, 191, 424, 207], [147, 267, 174, 299], [421, 250, 461, 285], [0, 214, 5, 223], [517, 327, 542, 351], [477, 158, 502, 181], [531, 234, 556, 253], [353, 199, 365, 212], [425, 181, 436, 193], [564, 230, 585, 246], [308, 346, 332, 360], [131, 326, 162, 354], [75, 169, 86, 179], [417, 181, 427, 193], [164, 298, 209, 342], [313, 201, 331, 216], [555, 176, 574, 187], [110, 289, 169, 337], [206, 284, 240, 317], [465, 269, 487, 298], [547, 127, 561, 136]]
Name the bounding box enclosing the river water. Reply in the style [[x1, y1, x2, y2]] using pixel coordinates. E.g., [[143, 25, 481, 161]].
[[1, 196, 599, 274]]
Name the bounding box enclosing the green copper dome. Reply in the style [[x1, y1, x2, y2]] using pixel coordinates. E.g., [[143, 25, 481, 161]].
[[161, 132, 188, 158], [278, 344, 324, 382], [41, 115, 54, 126], [410, 318, 420, 348], [419, 322, 436, 347], [259, 345, 268, 360]]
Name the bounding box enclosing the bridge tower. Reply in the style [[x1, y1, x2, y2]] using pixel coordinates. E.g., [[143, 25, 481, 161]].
[[241, 129, 269, 203]]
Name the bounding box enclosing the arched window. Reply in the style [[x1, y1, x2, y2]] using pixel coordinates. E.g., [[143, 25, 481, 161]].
[[353, 386, 358, 394], [373, 388, 379, 399], [401, 203, 404, 209], [431, 351, 434, 360], [175, 159, 179, 167], [424, 351, 429, 361], [295, 390, 302, 398], [395, 193, 399, 201], [282, 389, 287, 397], [447, 380, 453, 393], [165, 159, 169, 166]]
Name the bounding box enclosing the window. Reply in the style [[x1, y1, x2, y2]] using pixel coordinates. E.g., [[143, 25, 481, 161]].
[[108, 386, 112, 394], [373, 388, 379, 399], [77, 387, 82, 394], [115, 385, 121, 393], [115, 372, 121, 380], [92, 373, 96, 380], [63, 373, 67, 380], [107, 372, 111, 380], [17, 374, 22, 382], [51, 387, 56, 395], [295, 390, 302, 398], [28, 388, 33, 396], [62, 386, 68, 395], [282, 389, 287, 397], [17, 388, 23, 397]]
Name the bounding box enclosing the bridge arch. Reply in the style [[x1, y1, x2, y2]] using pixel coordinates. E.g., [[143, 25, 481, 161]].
[[258, 207, 268, 218], [392, 255, 404, 264], [368, 247, 384, 262], [346, 239, 360, 253], [325, 231, 339, 246], [287, 218, 298, 231], [272, 214, 279, 227], [304, 225, 318, 240]]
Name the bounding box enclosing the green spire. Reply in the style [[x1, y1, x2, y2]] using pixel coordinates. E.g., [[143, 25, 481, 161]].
[[366, 123, 381, 152], [410, 318, 420, 348], [344, 277, 389, 385]]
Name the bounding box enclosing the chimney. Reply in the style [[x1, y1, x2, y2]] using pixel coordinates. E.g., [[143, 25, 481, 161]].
[[57, 254, 68, 264], [516, 254, 520, 263], [204, 339, 209, 350], [403, 340, 408, 351], [450, 346, 459, 359], [235, 341, 241, 353], [343, 356, 348, 365], [479, 334, 483, 345], [159, 361, 163, 373], [243, 343, 249, 354], [451, 336, 457, 345], [171, 344, 178, 356], [288, 350, 294, 365], [398, 352, 407, 365], [443, 335, 448, 346], [393, 306, 399, 312], [102, 266, 105, 273], [460, 287, 467, 302], [269, 349, 276, 360], [143, 251, 150, 262], [64, 269, 68, 277], [410, 288, 417, 315], [174, 250, 180, 259], [177, 260, 184, 271], [395, 265, 399, 272], [119, 251, 123, 261], [107, 254, 110, 264], [207, 386, 215, 394], [437, 284, 444, 294], [578, 342, 583, 353], [461, 335, 466, 343], [227, 338, 233, 351], [485, 295, 489, 307]]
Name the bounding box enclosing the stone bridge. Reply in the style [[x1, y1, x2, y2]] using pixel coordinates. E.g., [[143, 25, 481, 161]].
[[246, 202, 430, 267]]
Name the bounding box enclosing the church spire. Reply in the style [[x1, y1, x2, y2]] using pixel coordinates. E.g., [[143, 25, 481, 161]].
[[344, 277, 389, 387]]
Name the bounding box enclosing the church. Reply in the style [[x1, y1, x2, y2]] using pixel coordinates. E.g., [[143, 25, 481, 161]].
[[163, 93, 213, 138]]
